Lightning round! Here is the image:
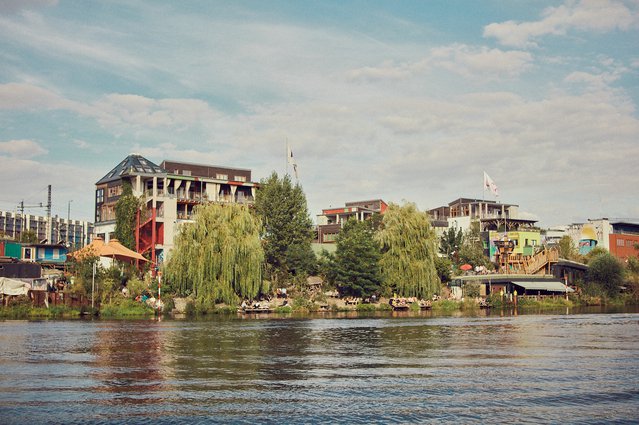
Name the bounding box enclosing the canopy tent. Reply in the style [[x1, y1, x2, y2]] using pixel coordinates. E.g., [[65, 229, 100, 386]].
[[0, 277, 30, 296], [69, 237, 148, 264]]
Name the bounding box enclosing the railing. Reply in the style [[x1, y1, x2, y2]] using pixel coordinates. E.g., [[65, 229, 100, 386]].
[[523, 248, 559, 274]]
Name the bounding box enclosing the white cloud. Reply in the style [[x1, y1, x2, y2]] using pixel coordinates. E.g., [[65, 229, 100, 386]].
[[484, 0, 639, 48], [0, 82, 73, 110], [0, 139, 47, 158], [346, 44, 532, 83], [429, 44, 533, 78]]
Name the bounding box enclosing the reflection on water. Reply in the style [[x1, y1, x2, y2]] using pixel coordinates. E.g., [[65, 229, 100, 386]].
[[0, 309, 638, 424]]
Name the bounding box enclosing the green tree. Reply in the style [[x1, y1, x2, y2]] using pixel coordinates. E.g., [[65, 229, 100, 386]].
[[114, 181, 140, 250], [558, 235, 578, 261], [332, 219, 381, 298], [458, 221, 490, 268], [376, 202, 439, 299], [584, 246, 608, 264], [165, 203, 265, 304], [19, 229, 38, 244], [435, 256, 453, 284], [254, 172, 316, 283], [439, 227, 463, 260], [586, 252, 624, 297]]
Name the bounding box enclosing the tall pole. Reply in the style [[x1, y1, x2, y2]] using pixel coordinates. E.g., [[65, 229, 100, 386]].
[[91, 261, 96, 309], [46, 185, 52, 243], [67, 200, 73, 247]]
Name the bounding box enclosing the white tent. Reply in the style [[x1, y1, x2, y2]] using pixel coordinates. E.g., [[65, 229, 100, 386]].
[[0, 277, 31, 296]]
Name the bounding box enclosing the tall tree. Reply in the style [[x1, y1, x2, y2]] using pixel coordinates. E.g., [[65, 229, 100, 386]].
[[458, 221, 490, 268], [376, 202, 439, 299], [165, 203, 265, 304], [114, 181, 139, 250], [558, 235, 579, 261], [19, 229, 38, 244], [333, 219, 381, 298], [254, 172, 316, 283], [439, 227, 463, 259]]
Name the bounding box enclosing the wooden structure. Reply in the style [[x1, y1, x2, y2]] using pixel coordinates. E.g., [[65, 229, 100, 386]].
[[495, 238, 558, 275]]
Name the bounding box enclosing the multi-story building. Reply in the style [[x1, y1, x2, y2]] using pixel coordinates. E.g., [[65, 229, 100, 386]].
[[427, 198, 533, 232], [428, 197, 541, 262], [94, 154, 259, 266], [0, 210, 93, 248], [567, 219, 639, 259], [315, 199, 387, 243]]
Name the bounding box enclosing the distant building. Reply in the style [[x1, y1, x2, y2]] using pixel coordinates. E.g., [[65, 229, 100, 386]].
[[0, 210, 93, 248], [427, 198, 536, 232], [94, 154, 259, 267], [315, 199, 387, 243], [567, 219, 639, 260]]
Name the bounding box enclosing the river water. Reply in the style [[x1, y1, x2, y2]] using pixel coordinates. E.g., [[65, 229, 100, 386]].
[[1, 309, 638, 424]]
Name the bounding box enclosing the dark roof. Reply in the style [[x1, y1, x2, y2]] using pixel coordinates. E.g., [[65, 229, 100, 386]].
[[161, 160, 251, 181], [96, 154, 166, 184]]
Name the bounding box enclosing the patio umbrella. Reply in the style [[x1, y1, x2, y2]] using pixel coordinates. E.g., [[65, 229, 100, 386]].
[[460, 264, 473, 271]]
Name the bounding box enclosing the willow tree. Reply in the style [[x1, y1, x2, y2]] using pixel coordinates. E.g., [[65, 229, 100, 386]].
[[376, 202, 439, 299], [165, 203, 265, 304]]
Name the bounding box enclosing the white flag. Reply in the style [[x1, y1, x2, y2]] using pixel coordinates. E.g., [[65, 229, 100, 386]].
[[483, 171, 498, 197], [287, 145, 298, 179]]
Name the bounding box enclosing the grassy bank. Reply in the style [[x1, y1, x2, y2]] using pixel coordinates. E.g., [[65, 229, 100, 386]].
[[99, 299, 156, 318], [0, 305, 83, 319]]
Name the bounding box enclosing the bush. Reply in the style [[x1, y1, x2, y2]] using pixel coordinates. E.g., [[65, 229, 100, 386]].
[[355, 303, 378, 312], [432, 299, 459, 311], [587, 253, 624, 297], [184, 300, 196, 317], [274, 305, 293, 313], [100, 298, 155, 317], [464, 283, 481, 299]]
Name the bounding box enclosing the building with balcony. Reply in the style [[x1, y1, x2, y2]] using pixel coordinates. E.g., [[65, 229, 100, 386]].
[[427, 198, 536, 232], [315, 199, 387, 244], [94, 154, 259, 267]]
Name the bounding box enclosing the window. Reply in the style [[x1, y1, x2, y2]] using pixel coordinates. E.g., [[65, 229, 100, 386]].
[[617, 239, 625, 247], [96, 189, 104, 204], [216, 173, 228, 180], [234, 175, 246, 182], [108, 185, 122, 197]]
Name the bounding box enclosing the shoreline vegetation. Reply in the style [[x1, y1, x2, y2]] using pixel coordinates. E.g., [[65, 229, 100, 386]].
[[4, 176, 638, 320], [2, 293, 636, 320]]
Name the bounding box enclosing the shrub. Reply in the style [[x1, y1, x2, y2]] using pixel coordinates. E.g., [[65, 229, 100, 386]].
[[432, 299, 459, 311], [100, 298, 155, 317], [355, 303, 378, 312]]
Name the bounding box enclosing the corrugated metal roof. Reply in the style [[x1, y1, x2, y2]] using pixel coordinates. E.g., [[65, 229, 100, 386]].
[[513, 280, 574, 292]]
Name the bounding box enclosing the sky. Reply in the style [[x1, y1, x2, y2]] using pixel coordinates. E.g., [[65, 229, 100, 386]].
[[1, 0, 638, 227]]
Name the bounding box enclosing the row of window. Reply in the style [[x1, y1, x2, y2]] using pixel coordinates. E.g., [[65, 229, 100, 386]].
[[616, 239, 638, 247]]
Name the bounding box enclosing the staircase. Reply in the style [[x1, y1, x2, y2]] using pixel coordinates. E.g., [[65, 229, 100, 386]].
[[523, 248, 558, 275]]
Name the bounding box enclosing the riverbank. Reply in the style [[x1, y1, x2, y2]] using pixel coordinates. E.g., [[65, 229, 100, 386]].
[[2, 294, 637, 319]]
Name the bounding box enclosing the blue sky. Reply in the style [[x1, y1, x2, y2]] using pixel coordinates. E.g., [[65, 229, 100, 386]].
[[1, 0, 638, 227]]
